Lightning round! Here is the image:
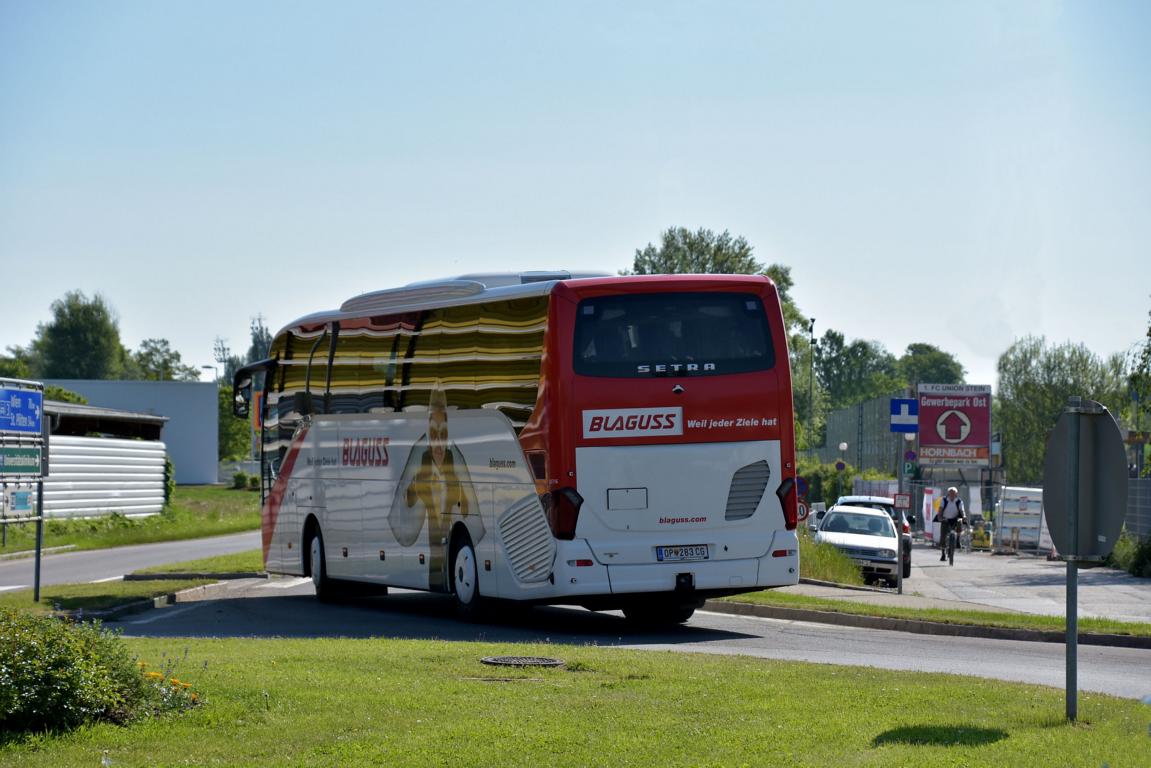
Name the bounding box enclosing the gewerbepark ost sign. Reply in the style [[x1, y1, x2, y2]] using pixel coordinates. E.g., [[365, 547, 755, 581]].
[[917, 383, 991, 467]]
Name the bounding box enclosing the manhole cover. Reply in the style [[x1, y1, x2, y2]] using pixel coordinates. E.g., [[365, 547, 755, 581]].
[[481, 656, 564, 668]]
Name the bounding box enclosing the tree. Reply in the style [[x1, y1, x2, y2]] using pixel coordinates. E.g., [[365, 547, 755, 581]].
[[217, 385, 252, 460], [996, 335, 1126, 483], [133, 338, 201, 381], [246, 315, 273, 363], [625, 227, 762, 276], [815, 331, 901, 409], [33, 291, 127, 379], [897, 343, 966, 390]]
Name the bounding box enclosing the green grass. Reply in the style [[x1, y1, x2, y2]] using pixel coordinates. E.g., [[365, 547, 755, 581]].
[[1, 638, 1146, 766], [0, 579, 213, 614], [0, 485, 259, 554], [798, 527, 865, 586], [727, 589, 1151, 638], [133, 549, 264, 575]]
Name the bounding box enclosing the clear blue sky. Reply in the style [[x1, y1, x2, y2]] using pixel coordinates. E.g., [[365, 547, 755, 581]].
[[2, 1, 1148, 389]]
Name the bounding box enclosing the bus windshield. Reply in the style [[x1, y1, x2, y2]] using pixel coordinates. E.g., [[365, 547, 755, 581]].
[[572, 292, 775, 378]]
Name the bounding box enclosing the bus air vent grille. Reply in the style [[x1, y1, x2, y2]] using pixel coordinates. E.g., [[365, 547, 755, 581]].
[[725, 460, 771, 521], [497, 494, 556, 584]]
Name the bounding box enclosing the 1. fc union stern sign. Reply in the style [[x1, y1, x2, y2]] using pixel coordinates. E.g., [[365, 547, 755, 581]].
[[917, 384, 991, 467]]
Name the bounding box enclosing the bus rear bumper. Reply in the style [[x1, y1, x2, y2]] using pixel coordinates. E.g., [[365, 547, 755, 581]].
[[599, 551, 798, 595]]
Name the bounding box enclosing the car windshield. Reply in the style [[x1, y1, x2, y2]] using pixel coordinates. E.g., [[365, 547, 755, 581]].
[[821, 512, 894, 538]]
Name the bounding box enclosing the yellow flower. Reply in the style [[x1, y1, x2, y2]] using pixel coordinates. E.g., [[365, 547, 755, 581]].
[[145, 671, 164, 680], [182, 683, 192, 689]]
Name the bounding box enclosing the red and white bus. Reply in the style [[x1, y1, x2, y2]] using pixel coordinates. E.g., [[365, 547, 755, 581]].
[[233, 271, 799, 623]]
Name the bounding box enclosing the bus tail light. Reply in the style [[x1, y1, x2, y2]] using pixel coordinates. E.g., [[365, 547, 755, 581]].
[[542, 487, 584, 540], [776, 477, 797, 531]]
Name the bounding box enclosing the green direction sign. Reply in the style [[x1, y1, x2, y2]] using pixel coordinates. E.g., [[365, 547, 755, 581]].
[[0, 446, 42, 476]]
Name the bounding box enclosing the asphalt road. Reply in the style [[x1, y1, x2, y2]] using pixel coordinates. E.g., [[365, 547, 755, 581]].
[[0, 531, 260, 590], [109, 578, 1151, 700]]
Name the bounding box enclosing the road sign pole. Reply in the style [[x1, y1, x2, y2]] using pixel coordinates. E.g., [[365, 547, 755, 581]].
[[1065, 398, 1081, 723], [34, 479, 44, 603]]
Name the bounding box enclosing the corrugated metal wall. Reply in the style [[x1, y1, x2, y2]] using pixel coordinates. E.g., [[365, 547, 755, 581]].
[[817, 392, 906, 473], [1128, 478, 1151, 538], [43, 435, 167, 518]]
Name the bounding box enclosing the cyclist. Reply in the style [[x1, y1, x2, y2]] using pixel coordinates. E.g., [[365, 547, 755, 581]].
[[937, 487, 966, 562]]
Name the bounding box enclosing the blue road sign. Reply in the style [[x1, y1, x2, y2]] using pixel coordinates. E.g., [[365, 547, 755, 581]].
[[796, 475, 809, 498], [890, 398, 918, 433], [0, 387, 43, 435]]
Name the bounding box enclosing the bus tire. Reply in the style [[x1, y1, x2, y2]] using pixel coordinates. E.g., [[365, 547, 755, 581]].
[[308, 527, 336, 603], [622, 601, 696, 626], [450, 533, 483, 621]]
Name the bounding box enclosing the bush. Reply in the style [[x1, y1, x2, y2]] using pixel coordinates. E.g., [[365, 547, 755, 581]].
[[1108, 529, 1151, 579], [232, 471, 250, 490], [0, 610, 148, 732], [247, 473, 260, 491], [163, 455, 176, 505]]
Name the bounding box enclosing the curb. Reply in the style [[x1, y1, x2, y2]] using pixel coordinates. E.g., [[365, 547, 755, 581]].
[[56, 577, 266, 622], [123, 571, 268, 581], [702, 599, 1151, 650], [0, 544, 78, 561]]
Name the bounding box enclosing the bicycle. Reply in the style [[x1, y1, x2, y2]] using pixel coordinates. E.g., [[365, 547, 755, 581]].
[[942, 518, 964, 566]]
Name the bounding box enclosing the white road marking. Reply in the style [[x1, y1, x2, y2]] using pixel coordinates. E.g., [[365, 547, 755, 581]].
[[117, 603, 203, 625], [90, 575, 124, 583], [0, 584, 28, 592], [258, 577, 312, 590]]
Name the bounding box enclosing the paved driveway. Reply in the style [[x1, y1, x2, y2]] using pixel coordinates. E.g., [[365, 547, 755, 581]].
[[906, 542, 1151, 622]]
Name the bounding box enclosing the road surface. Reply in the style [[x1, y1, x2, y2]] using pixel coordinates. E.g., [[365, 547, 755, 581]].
[[110, 578, 1151, 700], [0, 531, 260, 590]]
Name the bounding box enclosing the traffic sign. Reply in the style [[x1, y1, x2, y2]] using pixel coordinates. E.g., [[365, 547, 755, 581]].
[[894, 493, 911, 510], [903, 461, 915, 476], [889, 398, 918, 433], [797, 502, 809, 522], [1042, 398, 1128, 562], [796, 475, 809, 498], [0, 446, 42, 476], [0, 387, 43, 435], [917, 384, 991, 466]]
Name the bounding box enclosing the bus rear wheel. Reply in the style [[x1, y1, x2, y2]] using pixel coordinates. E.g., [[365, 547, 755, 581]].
[[451, 535, 484, 621]]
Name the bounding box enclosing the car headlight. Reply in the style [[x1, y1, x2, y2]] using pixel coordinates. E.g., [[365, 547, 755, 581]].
[[877, 549, 896, 558]]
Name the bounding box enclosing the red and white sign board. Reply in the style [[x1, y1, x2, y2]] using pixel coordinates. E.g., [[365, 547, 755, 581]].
[[917, 384, 991, 466], [894, 493, 911, 510]]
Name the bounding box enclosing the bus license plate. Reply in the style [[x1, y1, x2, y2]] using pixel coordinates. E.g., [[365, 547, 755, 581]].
[[656, 545, 709, 562]]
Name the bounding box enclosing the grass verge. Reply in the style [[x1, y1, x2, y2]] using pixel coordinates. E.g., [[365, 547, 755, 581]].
[[1, 638, 1146, 766], [798, 527, 865, 586], [725, 589, 1151, 637], [0, 485, 258, 554], [0, 579, 213, 615], [132, 549, 264, 575]]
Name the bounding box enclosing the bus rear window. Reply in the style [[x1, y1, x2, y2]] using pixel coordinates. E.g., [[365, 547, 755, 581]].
[[573, 292, 775, 378]]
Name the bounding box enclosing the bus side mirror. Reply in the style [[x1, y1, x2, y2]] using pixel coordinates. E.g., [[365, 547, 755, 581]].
[[233, 375, 252, 419]]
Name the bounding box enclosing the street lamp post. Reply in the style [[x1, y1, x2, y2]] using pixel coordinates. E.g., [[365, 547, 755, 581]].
[[202, 365, 218, 383], [837, 441, 848, 497], [808, 318, 816, 456]]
